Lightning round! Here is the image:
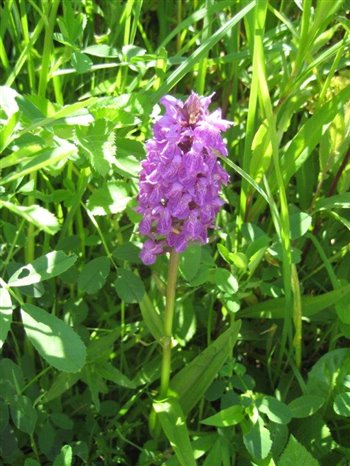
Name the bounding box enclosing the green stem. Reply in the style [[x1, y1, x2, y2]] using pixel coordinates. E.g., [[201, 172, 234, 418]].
[[38, 0, 60, 98], [159, 250, 180, 399]]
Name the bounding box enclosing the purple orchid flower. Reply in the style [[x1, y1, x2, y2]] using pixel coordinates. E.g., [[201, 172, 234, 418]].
[[137, 92, 232, 264]]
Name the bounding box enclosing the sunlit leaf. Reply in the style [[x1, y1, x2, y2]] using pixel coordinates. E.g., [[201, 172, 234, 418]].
[[21, 304, 86, 373]]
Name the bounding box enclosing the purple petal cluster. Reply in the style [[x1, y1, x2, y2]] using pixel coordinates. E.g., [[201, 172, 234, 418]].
[[137, 92, 232, 265]]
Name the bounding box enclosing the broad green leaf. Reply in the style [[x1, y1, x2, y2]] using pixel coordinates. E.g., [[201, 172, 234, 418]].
[[202, 437, 222, 466], [294, 414, 332, 458], [0, 144, 77, 185], [38, 419, 55, 455], [333, 392, 350, 417], [75, 119, 116, 176], [269, 422, 289, 460], [139, 292, 163, 342], [77, 256, 110, 294], [0, 201, 60, 234], [95, 361, 136, 389], [10, 395, 37, 435], [86, 328, 121, 363], [277, 435, 319, 466], [171, 321, 241, 414], [83, 44, 119, 57], [153, 398, 197, 466], [306, 349, 350, 402], [41, 372, 80, 403], [314, 193, 350, 211], [51, 412, 74, 430], [174, 296, 196, 346], [243, 418, 272, 460], [0, 359, 24, 399], [71, 51, 92, 74], [289, 212, 312, 239], [201, 404, 245, 427], [81, 364, 105, 410], [114, 154, 140, 178], [239, 283, 350, 319], [53, 445, 73, 466], [0, 288, 12, 348], [115, 269, 145, 303], [24, 460, 41, 466], [87, 181, 131, 216], [21, 304, 86, 372], [288, 395, 325, 418], [179, 244, 202, 282], [9, 251, 77, 287], [214, 268, 239, 294], [325, 210, 350, 232], [112, 243, 141, 263], [257, 396, 292, 424]]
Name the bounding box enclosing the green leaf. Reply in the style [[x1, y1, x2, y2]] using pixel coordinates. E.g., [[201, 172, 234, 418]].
[[71, 51, 92, 74], [75, 119, 116, 176], [281, 84, 350, 187], [0, 144, 77, 185], [83, 44, 119, 57], [51, 412, 74, 430], [112, 242, 141, 263], [179, 244, 202, 282], [306, 349, 350, 402], [0, 399, 9, 431], [239, 283, 350, 319], [139, 292, 164, 342], [201, 404, 245, 427], [289, 211, 312, 239], [250, 119, 272, 184], [214, 268, 239, 294], [0, 288, 12, 348], [277, 435, 319, 466], [294, 414, 332, 458], [257, 396, 292, 424], [87, 181, 131, 216], [333, 392, 350, 417], [21, 304, 86, 373], [288, 395, 325, 418], [153, 397, 197, 466], [77, 256, 110, 294], [115, 269, 145, 303], [95, 361, 136, 389], [9, 251, 77, 287], [314, 193, 350, 211], [10, 395, 37, 435], [24, 460, 41, 466], [243, 418, 272, 461], [53, 445, 73, 466], [0, 201, 60, 235], [0, 359, 25, 400], [41, 372, 81, 403], [171, 321, 241, 414]]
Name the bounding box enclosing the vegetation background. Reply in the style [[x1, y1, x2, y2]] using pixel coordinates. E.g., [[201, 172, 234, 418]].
[[0, 0, 350, 465]]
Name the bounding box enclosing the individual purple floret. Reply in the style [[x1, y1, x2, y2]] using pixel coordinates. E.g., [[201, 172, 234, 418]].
[[137, 92, 232, 265]]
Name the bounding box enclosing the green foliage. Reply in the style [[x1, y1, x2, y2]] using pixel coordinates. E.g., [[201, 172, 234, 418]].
[[153, 398, 197, 466], [0, 0, 350, 464], [278, 435, 319, 466]]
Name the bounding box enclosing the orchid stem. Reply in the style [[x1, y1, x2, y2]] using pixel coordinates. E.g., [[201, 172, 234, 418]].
[[159, 250, 180, 399]]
